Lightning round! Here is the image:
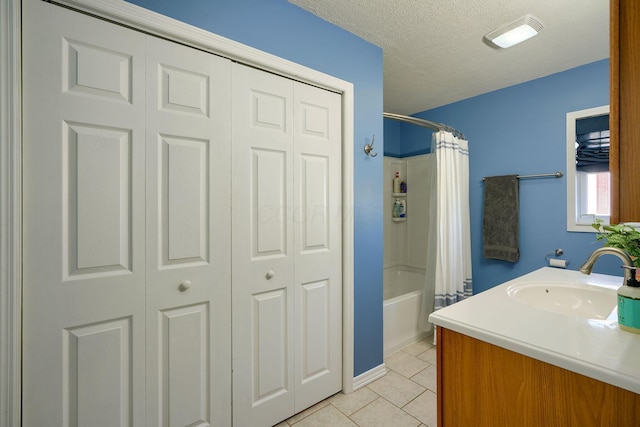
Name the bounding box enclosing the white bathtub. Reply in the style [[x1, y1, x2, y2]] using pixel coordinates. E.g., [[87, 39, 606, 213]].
[[383, 266, 431, 356]]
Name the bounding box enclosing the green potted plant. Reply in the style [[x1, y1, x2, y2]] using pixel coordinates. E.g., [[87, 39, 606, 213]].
[[592, 219, 640, 268]]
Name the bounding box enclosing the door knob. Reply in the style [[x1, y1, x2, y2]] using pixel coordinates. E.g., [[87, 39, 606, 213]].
[[265, 270, 275, 280], [178, 280, 192, 292]]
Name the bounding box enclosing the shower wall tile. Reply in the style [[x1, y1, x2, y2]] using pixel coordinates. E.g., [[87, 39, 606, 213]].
[[384, 156, 407, 268], [406, 154, 432, 270], [384, 155, 432, 271]]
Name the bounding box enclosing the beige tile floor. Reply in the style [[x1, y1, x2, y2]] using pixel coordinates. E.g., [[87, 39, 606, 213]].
[[274, 337, 437, 427]]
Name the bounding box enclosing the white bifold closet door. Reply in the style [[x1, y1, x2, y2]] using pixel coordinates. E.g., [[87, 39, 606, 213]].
[[144, 35, 232, 427], [22, 2, 147, 425], [22, 1, 232, 426], [231, 63, 343, 427]]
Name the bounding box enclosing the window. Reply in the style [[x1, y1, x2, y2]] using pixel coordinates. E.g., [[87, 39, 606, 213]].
[[566, 105, 610, 232]]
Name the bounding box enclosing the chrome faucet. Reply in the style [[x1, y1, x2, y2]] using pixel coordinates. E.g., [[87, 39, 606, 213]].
[[579, 247, 636, 284]]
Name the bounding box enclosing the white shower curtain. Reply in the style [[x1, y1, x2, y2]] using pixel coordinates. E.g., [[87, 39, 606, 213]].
[[418, 130, 472, 331]]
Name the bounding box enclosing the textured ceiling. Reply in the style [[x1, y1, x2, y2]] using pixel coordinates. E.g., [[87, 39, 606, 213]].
[[289, 0, 609, 115]]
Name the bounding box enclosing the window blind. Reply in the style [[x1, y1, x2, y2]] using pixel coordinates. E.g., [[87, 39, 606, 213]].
[[575, 114, 609, 173]]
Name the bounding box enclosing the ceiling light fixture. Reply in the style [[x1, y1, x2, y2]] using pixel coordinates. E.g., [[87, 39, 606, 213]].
[[484, 14, 544, 49]]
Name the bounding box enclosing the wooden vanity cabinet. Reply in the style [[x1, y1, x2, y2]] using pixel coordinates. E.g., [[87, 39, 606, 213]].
[[436, 327, 640, 427], [610, 0, 640, 223]]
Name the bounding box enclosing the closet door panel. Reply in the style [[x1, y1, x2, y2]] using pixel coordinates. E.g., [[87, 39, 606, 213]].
[[299, 279, 331, 376], [232, 63, 295, 427], [22, 2, 147, 426], [160, 303, 210, 427], [145, 36, 232, 427], [161, 134, 209, 264], [293, 83, 343, 411], [65, 318, 133, 427], [67, 122, 133, 274], [252, 288, 289, 401], [252, 148, 288, 256], [299, 155, 330, 249]]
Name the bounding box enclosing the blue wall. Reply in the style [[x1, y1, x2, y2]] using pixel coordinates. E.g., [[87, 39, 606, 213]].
[[411, 59, 619, 293], [126, 0, 384, 376], [383, 118, 433, 158], [383, 119, 402, 157]]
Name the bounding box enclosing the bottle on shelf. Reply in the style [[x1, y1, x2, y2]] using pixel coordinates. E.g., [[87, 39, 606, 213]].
[[398, 199, 406, 218], [400, 181, 407, 193], [393, 172, 401, 193], [392, 199, 402, 218]]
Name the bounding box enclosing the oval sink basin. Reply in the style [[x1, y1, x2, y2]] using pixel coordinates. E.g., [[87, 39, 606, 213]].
[[507, 281, 617, 319]]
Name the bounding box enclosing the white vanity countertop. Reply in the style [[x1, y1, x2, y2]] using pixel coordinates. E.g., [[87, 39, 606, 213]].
[[429, 267, 640, 394]]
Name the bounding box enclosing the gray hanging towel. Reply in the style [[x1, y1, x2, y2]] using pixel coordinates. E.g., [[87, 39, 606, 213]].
[[482, 175, 520, 262]]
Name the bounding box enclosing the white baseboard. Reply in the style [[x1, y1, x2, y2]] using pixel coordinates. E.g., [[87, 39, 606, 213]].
[[351, 363, 387, 391]]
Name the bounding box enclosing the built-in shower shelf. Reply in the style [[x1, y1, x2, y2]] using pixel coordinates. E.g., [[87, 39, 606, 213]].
[[392, 217, 406, 222], [392, 192, 407, 197]]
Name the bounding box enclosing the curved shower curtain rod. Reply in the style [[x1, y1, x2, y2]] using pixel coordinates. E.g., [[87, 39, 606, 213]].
[[383, 112, 465, 140]]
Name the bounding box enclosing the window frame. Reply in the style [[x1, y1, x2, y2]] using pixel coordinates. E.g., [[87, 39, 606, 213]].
[[566, 105, 610, 232]]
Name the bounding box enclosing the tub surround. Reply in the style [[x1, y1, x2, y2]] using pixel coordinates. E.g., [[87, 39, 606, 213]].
[[383, 154, 434, 356], [383, 266, 429, 356], [383, 155, 433, 271], [429, 267, 640, 393], [383, 265, 425, 300]]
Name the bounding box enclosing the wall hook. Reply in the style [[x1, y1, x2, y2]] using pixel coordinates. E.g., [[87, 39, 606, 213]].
[[364, 135, 378, 157]]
